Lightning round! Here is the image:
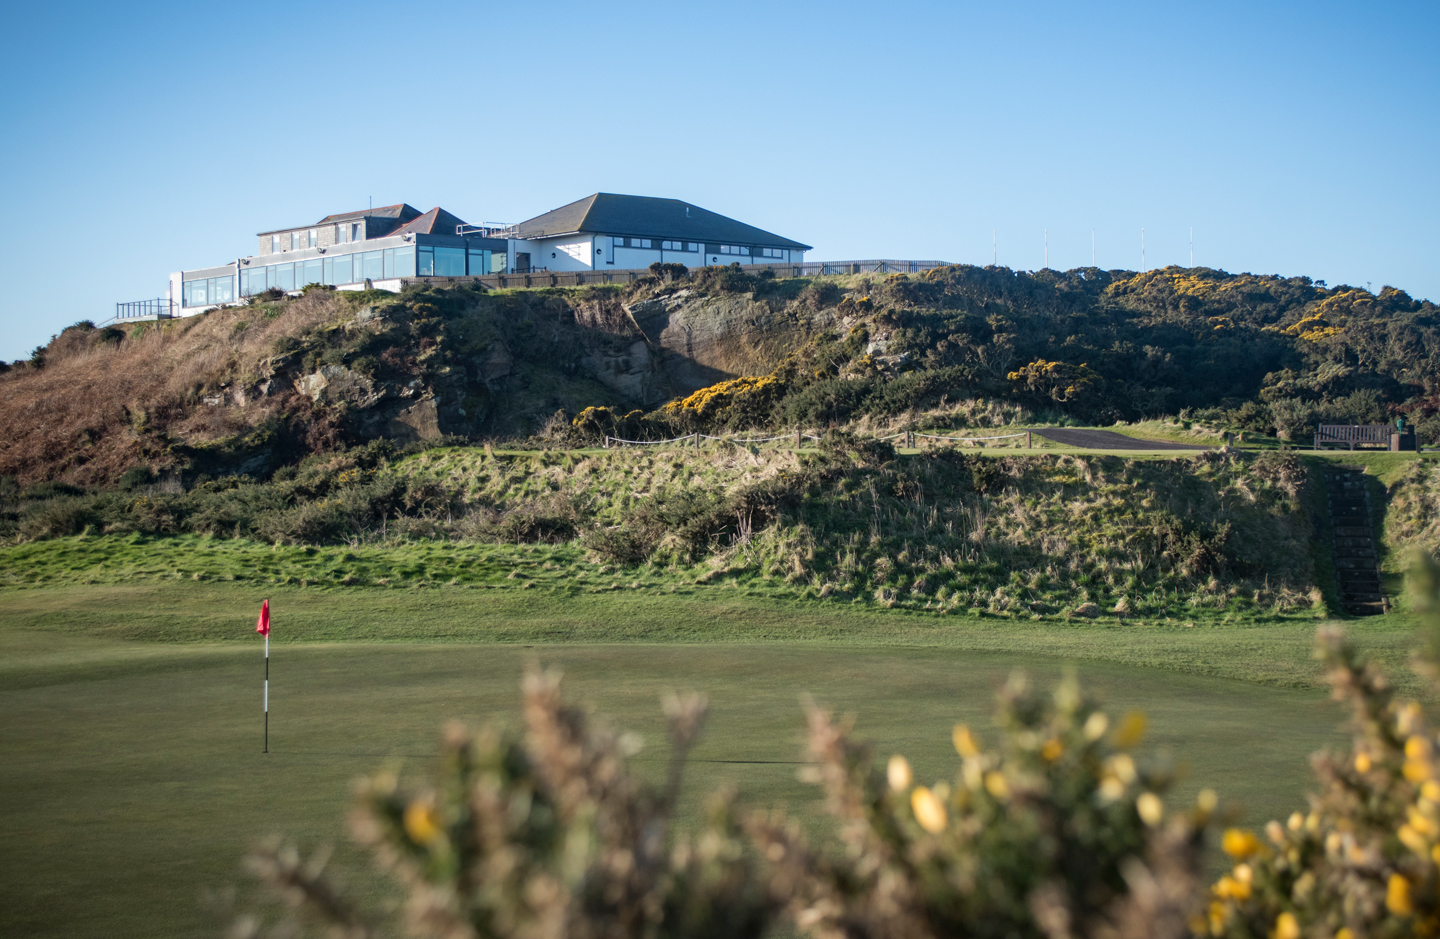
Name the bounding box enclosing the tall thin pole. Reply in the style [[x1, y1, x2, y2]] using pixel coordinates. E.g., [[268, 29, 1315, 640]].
[[264, 630, 269, 753]]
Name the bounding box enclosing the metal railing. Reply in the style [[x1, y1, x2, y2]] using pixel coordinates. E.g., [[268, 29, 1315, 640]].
[[1315, 424, 1391, 450], [114, 299, 175, 320]]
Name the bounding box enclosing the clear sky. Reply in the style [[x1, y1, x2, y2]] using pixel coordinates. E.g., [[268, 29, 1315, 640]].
[[1, 0, 1435, 361]]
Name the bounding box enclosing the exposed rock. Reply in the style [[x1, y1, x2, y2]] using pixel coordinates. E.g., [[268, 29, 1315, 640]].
[[580, 339, 665, 405], [387, 398, 442, 441], [1070, 602, 1101, 618], [295, 365, 384, 407], [626, 293, 807, 395], [475, 342, 513, 387]]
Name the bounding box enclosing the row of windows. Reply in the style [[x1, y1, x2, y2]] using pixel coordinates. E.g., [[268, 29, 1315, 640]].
[[181, 275, 235, 308], [610, 238, 786, 258], [269, 222, 363, 254], [232, 245, 500, 299], [239, 246, 417, 296]]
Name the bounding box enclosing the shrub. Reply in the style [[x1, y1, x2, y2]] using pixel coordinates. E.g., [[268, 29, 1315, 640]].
[[19, 495, 99, 538]]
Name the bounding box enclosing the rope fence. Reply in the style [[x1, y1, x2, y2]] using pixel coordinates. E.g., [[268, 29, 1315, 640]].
[[603, 430, 1036, 449]]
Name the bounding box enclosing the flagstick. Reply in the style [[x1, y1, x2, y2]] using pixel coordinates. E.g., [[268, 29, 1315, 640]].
[[264, 621, 269, 754]]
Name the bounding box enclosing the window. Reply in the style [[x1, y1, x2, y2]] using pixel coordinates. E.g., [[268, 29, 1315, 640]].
[[289, 232, 301, 250], [434, 247, 465, 276], [270, 234, 281, 253], [389, 245, 415, 278], [324, 254, 353, 285], [759, 247, 786, 259], [302, 258, 323, 287], [416, 247, 433, 276], [468, 249, 489, 276], [183, 274, 235, 306], [351, 222, 362, 242], [308, 229, 318, 248], [718, 245, 750, 256], [335, 224, 345, 244]]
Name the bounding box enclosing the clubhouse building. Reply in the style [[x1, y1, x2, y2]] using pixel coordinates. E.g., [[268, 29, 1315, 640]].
[[163, 193, 811, 316]]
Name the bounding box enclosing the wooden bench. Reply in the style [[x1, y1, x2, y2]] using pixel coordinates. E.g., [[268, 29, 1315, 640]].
[[1315, 424, 1391, 450]]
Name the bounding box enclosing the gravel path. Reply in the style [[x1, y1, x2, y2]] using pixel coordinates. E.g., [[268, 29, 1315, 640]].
[[1032, 428, 1213, 451]]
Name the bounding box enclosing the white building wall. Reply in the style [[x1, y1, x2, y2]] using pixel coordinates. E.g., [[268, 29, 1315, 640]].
[[529, 237, 595, 272]]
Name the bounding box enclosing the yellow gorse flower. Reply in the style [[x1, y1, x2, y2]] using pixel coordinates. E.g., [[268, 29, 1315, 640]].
[[984, 771, 1011, 801], [910, 786, 948, 833], [1136, 792, 1163, 826], [1041, 738, 1064, 762], [1222, 828, 1260, 859], [1386, 873, 1414, 916], [1274, 911, 1300, 939], [403, 798, 441, 845], [952, 724, 980, 758]]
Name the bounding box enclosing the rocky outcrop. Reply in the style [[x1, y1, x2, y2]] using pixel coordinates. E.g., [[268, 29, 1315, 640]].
[[295, 365, 385, 407], [625, 290, 813, 395], [579, 339, 666, 406]]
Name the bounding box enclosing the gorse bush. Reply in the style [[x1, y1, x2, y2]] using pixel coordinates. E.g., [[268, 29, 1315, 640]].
[[239, 560, 1440, 939]]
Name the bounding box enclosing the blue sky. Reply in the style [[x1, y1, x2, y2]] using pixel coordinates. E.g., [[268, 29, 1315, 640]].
[[1, 0, 1435, 360]]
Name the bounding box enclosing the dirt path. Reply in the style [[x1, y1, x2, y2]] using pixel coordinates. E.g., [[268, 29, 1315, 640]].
[[1032, 428, 1213, 451]]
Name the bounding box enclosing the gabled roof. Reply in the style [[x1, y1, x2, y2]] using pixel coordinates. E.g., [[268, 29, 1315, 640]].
[[391, 207, 471, 237], [513, 193, 811, 250]]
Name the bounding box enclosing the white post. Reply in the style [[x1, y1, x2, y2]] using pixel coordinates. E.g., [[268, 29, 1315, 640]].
[[263, 631, 269, 753]]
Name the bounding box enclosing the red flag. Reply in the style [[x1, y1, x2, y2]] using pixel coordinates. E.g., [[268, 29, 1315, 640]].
[[256, 599, 270, 637]]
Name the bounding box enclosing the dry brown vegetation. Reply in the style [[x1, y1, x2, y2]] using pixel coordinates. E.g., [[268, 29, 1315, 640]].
[[0, 293, 352, 486]]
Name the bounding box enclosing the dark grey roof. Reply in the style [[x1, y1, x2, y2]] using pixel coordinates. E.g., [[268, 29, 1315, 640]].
[[392, 207, 470, 237], [258, 203, 424, 237], [513, 193, 811, 250]]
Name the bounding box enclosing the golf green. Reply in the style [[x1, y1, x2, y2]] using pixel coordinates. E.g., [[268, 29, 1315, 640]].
[[2, 637, 1349, 939]]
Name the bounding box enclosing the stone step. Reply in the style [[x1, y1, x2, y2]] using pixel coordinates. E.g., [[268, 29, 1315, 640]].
[[1333, 527, 1372, 538], [1347, 602, 1387, 616]]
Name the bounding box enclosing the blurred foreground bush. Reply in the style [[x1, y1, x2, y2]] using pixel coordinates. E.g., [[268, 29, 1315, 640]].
[[238, 561, 1440, 939]]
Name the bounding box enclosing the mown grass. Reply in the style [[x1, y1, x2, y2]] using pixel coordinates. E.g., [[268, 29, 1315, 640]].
[[0, 618, 1384, 939]]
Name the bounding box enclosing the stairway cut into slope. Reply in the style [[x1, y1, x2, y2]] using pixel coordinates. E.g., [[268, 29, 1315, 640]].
[[1325, 467, 1385, 616]]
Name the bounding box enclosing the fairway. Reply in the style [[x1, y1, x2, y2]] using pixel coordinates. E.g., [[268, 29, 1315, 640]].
[[1, 601, 1368, 939]]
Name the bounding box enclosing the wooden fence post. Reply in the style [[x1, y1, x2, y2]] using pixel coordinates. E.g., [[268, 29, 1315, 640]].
[[905, 430, 913, 448], [795, 430, 802, 448], [1026, 431, 1032, 449], [693, 431, 700, 449], [603, 436, 610, 449]]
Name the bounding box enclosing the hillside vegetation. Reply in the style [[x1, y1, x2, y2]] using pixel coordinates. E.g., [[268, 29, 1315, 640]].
[[2, 263, 1436, 488]]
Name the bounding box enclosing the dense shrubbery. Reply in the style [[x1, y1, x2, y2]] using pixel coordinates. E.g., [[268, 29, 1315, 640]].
[[0, 440, 1334, 614], [238, 562, 1440, 939]]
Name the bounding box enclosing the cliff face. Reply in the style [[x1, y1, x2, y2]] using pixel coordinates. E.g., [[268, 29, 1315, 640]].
[[625, 289, 814, 395], [0, 283, 807, 484]]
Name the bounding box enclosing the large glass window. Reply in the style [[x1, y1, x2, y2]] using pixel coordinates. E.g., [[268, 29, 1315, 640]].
[[490, 252, 506, 273], [392, 245, 414, 277], [302, 258, 323, 287], [350, 222, 361, 242], [270, 234, 281, 253], [327, 254, 352, 285], [468, 249, 489, 275], [183, 274, 235, 306], [267, 262, 295, 292], [416, 247, 434, 276], [308, 229, 318, 248], [360, 250, 383, 281], [434, 247, 465, 276]]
